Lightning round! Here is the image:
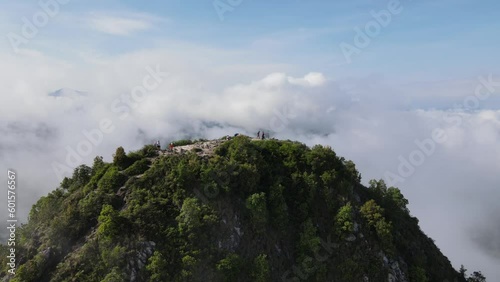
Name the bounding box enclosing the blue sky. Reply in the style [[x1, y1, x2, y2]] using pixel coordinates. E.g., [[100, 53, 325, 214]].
[[2, 0, 499, 80], [1, 0, 500, 279]]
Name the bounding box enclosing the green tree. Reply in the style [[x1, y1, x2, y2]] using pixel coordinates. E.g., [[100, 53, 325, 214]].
[[298, 218, 320, 257], [180, 255, 197, 280], [467, 271, 486, 282], [147, 251, 171, 282], [97, 205, 122, 240], [216, 253, 243, 282], [92, 156, 105, 174], [459, 265, 467, 280], [369, 179, 388, 195], [101, 267, 126, 282], [177, 197, 217, 239], [335, 202, 354, 236], [409, 266, 428, 282], [360, 199, 385, 226], [124, 158, 150, 176], [268, 183, 288, 231], [360, 200, 393, 249], [113, 146, 131, 169], [74, 164, 92, 183], [246, 192, 268, 233], [344, 160, 361, 182], [386, 187, 409, 212], [97, 166, 127, 193], [252, 254, 270, 282]]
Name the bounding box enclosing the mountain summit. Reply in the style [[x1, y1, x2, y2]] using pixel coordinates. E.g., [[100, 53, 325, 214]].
[[0, 136, 484, 281], [48, 88, 87, 98]]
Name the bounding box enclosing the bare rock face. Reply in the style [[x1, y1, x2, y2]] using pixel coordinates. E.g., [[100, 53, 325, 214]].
[[345, 234, 356, 242], [159, 138, 228, 158]]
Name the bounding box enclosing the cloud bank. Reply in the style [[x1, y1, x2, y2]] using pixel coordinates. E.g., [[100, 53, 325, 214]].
[[0, 47, 499, 279]]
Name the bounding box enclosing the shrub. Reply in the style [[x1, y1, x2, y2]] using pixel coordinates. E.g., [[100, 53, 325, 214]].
[[335, 202, 354, 236], [246, 192, 268, 233], [147, 251, 171, 282], [173, 139, 194, 146], [216, 253, 243, 282], [252, 254, 270, 282], [97, 205, 125, 241], [113, 147, 133, 170], [124, 159, 150, 176], [141, 144, 159, 157], [97, 166, 127, 193]]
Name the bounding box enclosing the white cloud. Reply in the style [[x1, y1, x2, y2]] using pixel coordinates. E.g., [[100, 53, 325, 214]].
[[87, 13, 161, 36], [288, 72, 327, 87]]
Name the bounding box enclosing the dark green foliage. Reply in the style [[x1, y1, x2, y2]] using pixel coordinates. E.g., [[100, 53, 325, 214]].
[[177, 197, 218, 238], [124, 158, 150, 176], [146, 251, 171, 282], [386, 187, 409, 212], [3, 138, 473, 282], [252, 254, 270, 282], [245, 192, 268, 233], [267, 183, 288, 231], [467, 271, 487, 282], [297, 218, 320, 258], [97, 205, 123, 240], [72, 165, 92, 188], [127, 145, 158, 162], [360, 200, 393, 251], [60, 164, 92, 192], [102, 267, 127, 282], [92, 156, 105, 174], [173, 139, 194, 146], [369, 179, 409, 214], [140, 144, 159, 157], [460, 265, 467, 279], [113, 146, 131, 169], [216, 253, 243, 282], [97, 166, 127, 193], [409, 266, 429, 282], [360, 199, 386, 227]]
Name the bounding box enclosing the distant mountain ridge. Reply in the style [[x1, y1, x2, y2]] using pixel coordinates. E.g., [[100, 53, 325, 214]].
[[48, 88, 87, 98]]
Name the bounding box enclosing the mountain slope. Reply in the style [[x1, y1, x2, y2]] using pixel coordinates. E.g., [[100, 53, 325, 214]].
[[1, 136, 472, 281]]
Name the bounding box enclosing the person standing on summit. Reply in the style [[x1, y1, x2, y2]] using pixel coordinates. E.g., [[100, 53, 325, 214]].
[[257, 131, 260, 138]]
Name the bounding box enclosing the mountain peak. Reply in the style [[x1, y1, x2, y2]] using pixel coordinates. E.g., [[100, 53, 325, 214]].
[[0, 136, 477, 281], [48, 88, 87, 98]]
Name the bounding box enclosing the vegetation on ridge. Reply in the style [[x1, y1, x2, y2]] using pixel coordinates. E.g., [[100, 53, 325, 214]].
[[0, 136, 485, 281]]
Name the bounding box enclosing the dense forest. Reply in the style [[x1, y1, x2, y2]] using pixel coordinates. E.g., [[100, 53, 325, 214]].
[[0, 136, 486, 281]]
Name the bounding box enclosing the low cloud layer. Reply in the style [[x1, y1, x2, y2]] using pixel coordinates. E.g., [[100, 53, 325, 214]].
[[86, 12, 164, 36], [0, 48, 499, 279]]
